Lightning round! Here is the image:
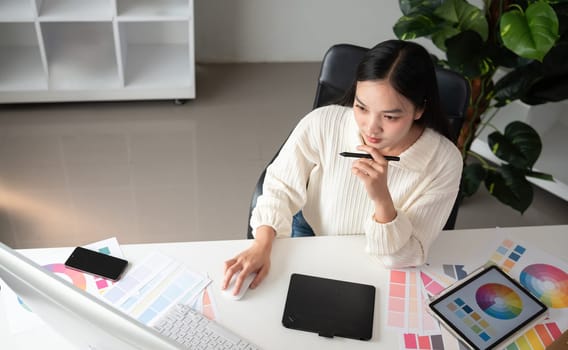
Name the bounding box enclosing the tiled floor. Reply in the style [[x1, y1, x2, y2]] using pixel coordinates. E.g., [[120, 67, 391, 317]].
[[1, 63, 567, 249]]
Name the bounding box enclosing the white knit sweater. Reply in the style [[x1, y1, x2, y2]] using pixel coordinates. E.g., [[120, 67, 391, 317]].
[[251, 105, 463, 268]]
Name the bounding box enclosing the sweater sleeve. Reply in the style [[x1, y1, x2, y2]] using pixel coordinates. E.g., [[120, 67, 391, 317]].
[[364, 142, 463, 268], [250, 110, 323, 237]]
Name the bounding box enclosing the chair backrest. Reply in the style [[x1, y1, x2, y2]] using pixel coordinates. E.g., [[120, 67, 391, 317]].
[[247, 44, 470, 238], [313, 44, 368, 109]]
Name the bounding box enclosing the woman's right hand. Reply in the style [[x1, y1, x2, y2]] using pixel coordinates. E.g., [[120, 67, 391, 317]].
[[222, 226, 276, 295]]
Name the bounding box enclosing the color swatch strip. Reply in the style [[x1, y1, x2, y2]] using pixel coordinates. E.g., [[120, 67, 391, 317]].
[[447, 297, 496, 343], [201, 288, 215, 320], [443, 264, 467, 280], [103, 253, 174, 305], [505, 322, 562, 350], [421, 271, 445, 297], [489, 239, 526, 272], [402, 333, 444, 349], [136, 269, 204, 324], [388, 269, 439, 334], [388, 270, 413, 329]]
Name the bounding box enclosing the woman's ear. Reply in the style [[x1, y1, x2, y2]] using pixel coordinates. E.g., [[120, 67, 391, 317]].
[[414, 108, 424, 121], [414, 100, 426, 120]]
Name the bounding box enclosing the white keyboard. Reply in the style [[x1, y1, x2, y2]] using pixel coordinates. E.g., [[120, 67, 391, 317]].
[[152, 303, 261, 350]]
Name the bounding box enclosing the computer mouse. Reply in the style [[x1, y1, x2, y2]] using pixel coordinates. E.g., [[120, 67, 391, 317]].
[[222, 271, 257, 300]]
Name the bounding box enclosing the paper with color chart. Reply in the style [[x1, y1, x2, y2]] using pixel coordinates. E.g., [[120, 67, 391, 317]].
[[483, 237, 568, 349], [102, 252, 211, 326], [1, 237, 125, 334], [387, 239, 568, 350], [422, 258, 568, 350]]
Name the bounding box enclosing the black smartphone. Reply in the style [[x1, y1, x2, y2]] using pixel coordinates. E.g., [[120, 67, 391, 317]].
[[64, 246, 128, 281]]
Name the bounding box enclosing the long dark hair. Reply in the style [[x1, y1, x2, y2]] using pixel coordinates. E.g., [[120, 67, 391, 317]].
[[340, 40, 451, 140]]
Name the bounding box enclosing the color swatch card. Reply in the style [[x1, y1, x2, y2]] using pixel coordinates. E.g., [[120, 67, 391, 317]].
[[388, 269, 440, 334], [420, 278, 442, 333], [388, 269, 421, 332], [103, 252, 176, 306], [102, 251, 211, 326], [421, 269, 452, 297], [420, 262, 474, 297]]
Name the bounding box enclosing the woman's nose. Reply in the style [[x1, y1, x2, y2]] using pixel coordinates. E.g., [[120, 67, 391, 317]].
[[367, 115, 383, 134]]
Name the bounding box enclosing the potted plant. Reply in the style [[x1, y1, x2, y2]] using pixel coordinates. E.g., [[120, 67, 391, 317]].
[[393, 0, 568, 213]]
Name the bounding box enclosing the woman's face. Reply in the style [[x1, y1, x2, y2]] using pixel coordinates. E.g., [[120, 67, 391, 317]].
[[353, 80, 423, 154]]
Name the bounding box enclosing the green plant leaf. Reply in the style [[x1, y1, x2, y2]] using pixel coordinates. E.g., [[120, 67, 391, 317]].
[[487, 121, 542, 168], [461, 163, 486, 197], [493, 63, 543, 106], [526, 170, 555, 181], [500, 1, 560, 61], [434, 0, 488, 40], [522, 41, 568, 104], [489, 44, 533, 69], [485, 166, 533, 213], [523, 75, 568, 104], [399, 0, 442, 16], [495, 39, 568, 105], [393, 13, 442, 39], [446, 31, 494, 77], [432, 25, 462, 51]]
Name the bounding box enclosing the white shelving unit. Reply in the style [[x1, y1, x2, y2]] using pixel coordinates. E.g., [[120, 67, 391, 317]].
[[0, 0, 35, 21], [0, 22, 47, 90], [0, 0, 195, 103]]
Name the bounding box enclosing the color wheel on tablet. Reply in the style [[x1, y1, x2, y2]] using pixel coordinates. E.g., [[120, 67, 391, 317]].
[[476, 283, 523, 319], [520, 264, 568, 309]]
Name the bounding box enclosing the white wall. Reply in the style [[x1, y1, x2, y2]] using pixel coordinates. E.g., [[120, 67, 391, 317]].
[[194, 0, 409, 62]]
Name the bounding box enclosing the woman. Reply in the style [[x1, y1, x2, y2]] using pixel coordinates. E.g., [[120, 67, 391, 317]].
[[223, 40, 463, 295]]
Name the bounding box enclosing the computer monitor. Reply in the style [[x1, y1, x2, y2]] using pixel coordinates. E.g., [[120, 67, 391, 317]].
[[0, 242, 182, 349]]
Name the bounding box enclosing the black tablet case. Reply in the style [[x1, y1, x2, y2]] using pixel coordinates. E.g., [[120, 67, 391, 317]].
[[282, 273, 376, 341]]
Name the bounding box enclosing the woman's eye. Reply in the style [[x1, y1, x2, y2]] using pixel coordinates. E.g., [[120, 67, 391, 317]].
[[384, 115, 396, 120], [355, 104, 366, 111]]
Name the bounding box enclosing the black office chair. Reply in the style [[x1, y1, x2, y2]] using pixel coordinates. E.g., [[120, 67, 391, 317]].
[[246, 44, 470, 239]]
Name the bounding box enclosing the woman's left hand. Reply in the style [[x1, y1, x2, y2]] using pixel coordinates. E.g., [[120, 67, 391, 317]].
[[351, 145, 397, 223], [351, 145, 390, 202]]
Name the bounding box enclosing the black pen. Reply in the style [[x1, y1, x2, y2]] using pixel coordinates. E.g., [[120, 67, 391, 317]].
[[339, 152, 400, 161]]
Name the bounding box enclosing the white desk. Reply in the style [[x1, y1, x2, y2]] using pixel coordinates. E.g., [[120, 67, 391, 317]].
[[1, 225, 567, 349]]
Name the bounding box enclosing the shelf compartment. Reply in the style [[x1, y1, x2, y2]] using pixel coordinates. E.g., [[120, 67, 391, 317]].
[[36, 0, 113, 21], [119, 21, 192, 88], [0, 22, 46, 90], [42, 22, 120, 90], [0, 0, 36, 21], [117, 0, 190, 20]]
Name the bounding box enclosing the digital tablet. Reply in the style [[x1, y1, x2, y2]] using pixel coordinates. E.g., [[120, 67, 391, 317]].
[[428, 265, 548, 350], [282, 273, 376, 340]]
